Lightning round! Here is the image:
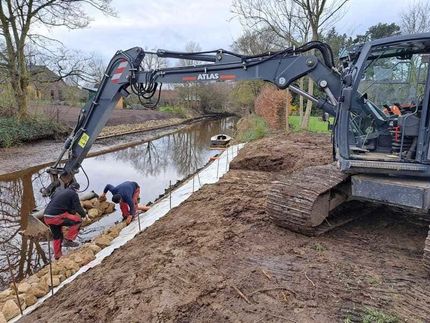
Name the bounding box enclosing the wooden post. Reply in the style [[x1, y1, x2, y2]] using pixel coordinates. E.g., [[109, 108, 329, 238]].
[[5, 253, 23, 315], [216, 155, 220, 178]]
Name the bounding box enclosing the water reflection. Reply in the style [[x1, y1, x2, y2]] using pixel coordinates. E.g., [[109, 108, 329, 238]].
[[0, 117, 236, 289]]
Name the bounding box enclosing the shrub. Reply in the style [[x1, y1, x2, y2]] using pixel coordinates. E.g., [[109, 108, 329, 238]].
[[236, 114, 269, 142], [0, 116, 67, 148], [159, 105, 188, 118]]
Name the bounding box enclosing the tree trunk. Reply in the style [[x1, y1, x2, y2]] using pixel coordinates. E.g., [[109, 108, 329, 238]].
[[301, 77, 314, 129], [300, 29, 318, 130], [285, 89, 290, 131], [299, 77, 304, 123]]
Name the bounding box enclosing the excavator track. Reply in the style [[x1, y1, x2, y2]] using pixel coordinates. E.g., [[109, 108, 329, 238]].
[[268, 163, 370, 236]]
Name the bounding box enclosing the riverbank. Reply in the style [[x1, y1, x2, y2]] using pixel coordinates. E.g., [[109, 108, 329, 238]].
[[20, 132, 430, 322], [0, 115, 226, 176]]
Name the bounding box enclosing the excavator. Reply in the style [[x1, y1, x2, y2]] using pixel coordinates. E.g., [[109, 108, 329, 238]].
[[41, 32, 430, 272]]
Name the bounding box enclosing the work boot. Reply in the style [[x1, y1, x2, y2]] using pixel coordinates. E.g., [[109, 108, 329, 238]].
[[126, 215, 133, 225], [63, 239, 79, 248]]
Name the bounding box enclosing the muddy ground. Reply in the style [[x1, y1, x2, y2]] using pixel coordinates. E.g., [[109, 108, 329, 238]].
[[21, 132, 430, 322]]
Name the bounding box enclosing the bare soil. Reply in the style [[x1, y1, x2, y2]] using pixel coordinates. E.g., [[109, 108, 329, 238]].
[[20, 132, 430, 323]]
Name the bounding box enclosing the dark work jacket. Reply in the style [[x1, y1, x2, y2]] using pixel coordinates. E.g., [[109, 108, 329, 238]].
[[103, 181, 139, 215], [44, 188, 86, 218]]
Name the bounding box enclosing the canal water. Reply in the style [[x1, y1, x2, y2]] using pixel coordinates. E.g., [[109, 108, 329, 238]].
[[0, 117, 236, 288]]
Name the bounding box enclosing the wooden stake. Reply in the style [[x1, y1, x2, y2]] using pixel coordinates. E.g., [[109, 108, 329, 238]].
[[192, 174, 195, 192], [216, 155, 220, 178], [5, 252, 23, 315]]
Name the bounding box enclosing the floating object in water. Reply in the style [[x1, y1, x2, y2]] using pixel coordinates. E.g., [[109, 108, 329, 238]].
[[210, 134, 232, 147]]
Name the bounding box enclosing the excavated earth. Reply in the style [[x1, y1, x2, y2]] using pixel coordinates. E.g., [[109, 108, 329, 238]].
[[20, 132, 430, 322]]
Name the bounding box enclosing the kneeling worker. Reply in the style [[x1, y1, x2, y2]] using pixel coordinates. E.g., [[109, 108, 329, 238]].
[[100, 181, 149, 225], [44, 183, 87, 260]]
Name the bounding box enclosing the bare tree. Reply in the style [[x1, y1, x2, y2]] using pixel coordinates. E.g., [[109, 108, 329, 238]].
[[401, 1, 430, 34], [232, 0, 349, 129], [0, 0, 115, 120], [179, 41, 202, 67], [142, 47, 167, 71]]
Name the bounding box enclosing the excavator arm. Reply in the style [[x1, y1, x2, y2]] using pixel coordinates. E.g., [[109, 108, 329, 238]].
[[42, 41, 341, 196]]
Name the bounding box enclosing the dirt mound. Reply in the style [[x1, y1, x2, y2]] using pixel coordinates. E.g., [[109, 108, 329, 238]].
[[230, 132, 332, 173], [21, 132, 430, 323]]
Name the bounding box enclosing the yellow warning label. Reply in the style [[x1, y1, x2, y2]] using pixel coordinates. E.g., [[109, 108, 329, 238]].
[[78, 132, 90, 148]]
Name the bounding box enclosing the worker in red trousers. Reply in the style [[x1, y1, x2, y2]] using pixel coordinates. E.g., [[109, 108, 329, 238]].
[[100, 181, 149, 225], [44, 182, 87, 260]]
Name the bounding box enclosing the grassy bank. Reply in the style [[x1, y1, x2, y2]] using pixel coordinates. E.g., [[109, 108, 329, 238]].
[[289, 116, 331, 133], [236, 115, 269, 141], [0, 116, 67, 148]]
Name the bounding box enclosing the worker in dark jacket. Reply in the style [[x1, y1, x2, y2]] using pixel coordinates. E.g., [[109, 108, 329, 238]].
[[100, 181, 147, 224], [44, 183, 86, 260]]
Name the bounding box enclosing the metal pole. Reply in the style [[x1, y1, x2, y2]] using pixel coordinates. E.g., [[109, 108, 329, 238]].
[[225, 146, 229, 172], [197, 171, 201, 186], [169, 180, 172, 209], [47, 236, 54, 296], [137, 212, 142, 232], [5, 253, 23, 315]]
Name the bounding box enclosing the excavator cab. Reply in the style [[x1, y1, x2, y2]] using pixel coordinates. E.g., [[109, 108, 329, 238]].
[[337, 34, 430, 177]]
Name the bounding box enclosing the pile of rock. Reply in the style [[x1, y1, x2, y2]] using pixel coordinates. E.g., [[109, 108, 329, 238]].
[[0, 221, 127, 321], [81, 198, 115, 226]]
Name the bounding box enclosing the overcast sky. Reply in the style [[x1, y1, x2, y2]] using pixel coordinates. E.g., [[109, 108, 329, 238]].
[[44, 0, 411, 62]]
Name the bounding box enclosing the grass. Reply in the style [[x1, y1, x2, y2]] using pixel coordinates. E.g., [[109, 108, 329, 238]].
[[0, 116, 67, 148], [159, 105, 188, 118], [362, 307, 399, 323], [289, 115, 332, 133], [236, 114, 269, 142]]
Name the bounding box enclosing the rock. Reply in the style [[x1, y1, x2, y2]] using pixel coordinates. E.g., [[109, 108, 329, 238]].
[[87, 244, 101, 254], [81, 200, 94, 210], [35, 266, 49, 278], [64, 270, 73, 278], [0, 290, 11, 300], [116, 222, 127, 230], [26, 275, 40, 285], [2, 300, 20, 320], [106, 226, 121, 239], [0, 312, 6, 323], [47, 276, 60, 287], [36, 280, 49, 294], [28, 285, 47, 298], [94, 235, 113, 248], [90, 197, 100, 207], [99, 201, 111, 212], [88, 208, 100, 219], [59, 259, 79, 272], [17, 282, 31, 294], [73, 250, 94, 266], [105, 203, 115, 214], [23, 293, 37, 306]]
